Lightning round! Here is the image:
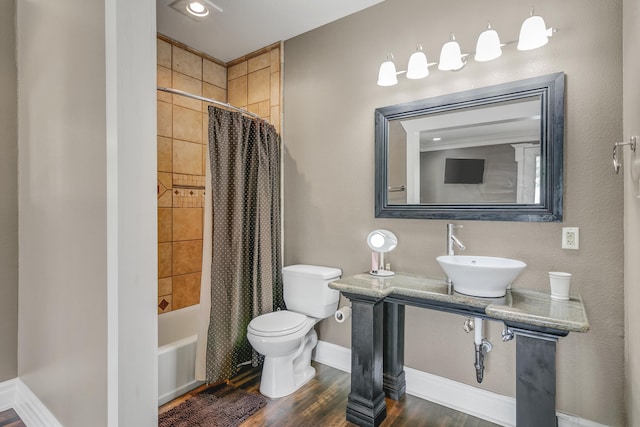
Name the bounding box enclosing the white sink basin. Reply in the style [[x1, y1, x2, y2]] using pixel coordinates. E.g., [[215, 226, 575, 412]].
[[436, 255, 526, 298]]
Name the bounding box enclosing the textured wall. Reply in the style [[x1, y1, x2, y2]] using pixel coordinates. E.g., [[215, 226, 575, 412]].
[[16, 0, 158, 424], [623, 0, 640, 424], [283, 0, 623, 424], [0, 0, 18, 383], [16, 0, 109, 423]]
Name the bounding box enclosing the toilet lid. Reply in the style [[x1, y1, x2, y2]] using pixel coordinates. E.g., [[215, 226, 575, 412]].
[[248, 311, 307, 337]]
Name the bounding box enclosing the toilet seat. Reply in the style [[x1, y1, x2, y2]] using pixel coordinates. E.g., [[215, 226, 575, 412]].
[[248, 311, 308, 337]]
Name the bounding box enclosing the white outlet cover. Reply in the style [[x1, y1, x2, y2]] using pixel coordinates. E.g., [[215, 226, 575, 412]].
[[562, 227, 579, 250]]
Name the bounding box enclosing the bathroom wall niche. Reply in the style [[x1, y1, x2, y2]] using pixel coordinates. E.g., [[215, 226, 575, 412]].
[[375, 72, 564, 222]]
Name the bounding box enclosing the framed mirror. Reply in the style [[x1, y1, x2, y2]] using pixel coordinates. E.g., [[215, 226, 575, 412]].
[[375, 72, 564, 221]]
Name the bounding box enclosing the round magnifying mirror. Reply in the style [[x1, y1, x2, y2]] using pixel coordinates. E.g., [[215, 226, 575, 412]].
[[367, 230, 398, 252], [367, 230, 398, 276]]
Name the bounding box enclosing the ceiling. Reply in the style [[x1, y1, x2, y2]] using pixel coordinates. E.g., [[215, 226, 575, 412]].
[[156, 0, 384, 63]]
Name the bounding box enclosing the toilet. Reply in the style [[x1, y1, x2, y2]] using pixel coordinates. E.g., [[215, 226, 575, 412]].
[[247, 264, 342, 398]]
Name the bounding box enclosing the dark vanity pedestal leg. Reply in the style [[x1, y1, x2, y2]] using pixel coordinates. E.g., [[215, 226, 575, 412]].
[[513, 330, 561, 427], [343, 293, 387, 427], [383, 302, 406, 400]]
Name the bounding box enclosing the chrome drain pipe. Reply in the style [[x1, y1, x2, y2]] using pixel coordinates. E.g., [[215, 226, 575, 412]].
[[468, 317, 492, 383], [474, 339, 493, 383]]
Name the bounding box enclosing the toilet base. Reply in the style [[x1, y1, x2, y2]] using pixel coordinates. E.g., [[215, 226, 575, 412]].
[[259, 329, 318, 398]]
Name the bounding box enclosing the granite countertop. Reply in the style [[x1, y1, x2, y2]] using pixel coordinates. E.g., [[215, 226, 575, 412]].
[[329, 272, 590, 333]]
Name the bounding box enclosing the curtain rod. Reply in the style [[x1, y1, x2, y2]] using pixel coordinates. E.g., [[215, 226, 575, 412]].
[[157, 86, 263, 120]]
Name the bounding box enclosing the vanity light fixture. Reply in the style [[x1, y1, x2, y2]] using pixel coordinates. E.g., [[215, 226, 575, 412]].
[[438, 34, 466, 71], [517, 9, 554, 50], [475, 23, 503, 62], [376, 8, 555, 86], [406, 45, 429, 79], [377, 53, 399, 86]]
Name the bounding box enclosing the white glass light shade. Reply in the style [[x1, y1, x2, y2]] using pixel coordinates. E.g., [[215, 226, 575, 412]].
[[517, 15, 550, 50], [406, 50, 429, 79], [438, 40, 465, 71], [377, 60, 398, 86], [475, 27, 502, 62]]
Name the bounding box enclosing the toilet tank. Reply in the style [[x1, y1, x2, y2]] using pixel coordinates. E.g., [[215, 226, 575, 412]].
[[283, 264, 342, 319]]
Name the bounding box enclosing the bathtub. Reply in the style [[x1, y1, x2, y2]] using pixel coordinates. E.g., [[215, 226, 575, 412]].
[[158, 304, 205, 406]]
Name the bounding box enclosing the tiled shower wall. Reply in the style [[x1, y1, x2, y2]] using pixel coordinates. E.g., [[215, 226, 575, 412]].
[[157, 35, 283, 314]]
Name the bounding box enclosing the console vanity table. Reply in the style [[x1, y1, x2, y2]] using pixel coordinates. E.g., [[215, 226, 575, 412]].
[[329, 272, 590, 427]]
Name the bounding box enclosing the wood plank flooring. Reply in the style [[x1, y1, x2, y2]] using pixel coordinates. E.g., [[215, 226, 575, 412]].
[[0, 409, 26, 427], [160, 362, 499, 427]]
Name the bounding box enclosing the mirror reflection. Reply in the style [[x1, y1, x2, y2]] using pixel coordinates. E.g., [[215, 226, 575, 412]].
[[387, 96, 542, 205]]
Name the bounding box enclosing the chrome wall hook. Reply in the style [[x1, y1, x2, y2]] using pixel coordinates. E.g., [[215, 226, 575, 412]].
[[613, 136, 637, 174]]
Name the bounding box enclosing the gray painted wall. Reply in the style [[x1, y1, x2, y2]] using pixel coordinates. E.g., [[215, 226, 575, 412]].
[[0, 0, 18, 383], [623, 0, 640, 425], [283, 0, 623, 424], [16, 0, 158, 424], [16, 0, 109, 423]]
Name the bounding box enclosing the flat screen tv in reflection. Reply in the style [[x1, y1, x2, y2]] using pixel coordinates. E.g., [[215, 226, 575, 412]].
[[444, 158, 485, 184]]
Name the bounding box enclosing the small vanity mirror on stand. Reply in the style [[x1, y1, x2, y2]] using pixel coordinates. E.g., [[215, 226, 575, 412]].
[[367, 229, 398, 277]]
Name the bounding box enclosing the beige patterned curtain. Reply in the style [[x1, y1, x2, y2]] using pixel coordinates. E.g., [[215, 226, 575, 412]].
[[205, 106, 284, 384]]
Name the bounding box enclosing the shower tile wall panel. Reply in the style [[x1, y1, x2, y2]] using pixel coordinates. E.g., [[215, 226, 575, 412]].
[[227, 44, 282, 134], [173, 188, 205, 208], [158, 39, 172, 68], [157, 35, 283, 314], [173, 106, 203, 144], [173, 139, 203, 175], [157, 37, 215, 314], [173, 272, 202, 310], [247, 68, 270, 105], [228, 77, 248, 108], [172, 47, 202, 80], [157, 102, 172, 137], [173, 208, 203, 241], [173, 174, 205, 189], [157, 138, 172, 172], [203, 83, 226, 109], [203, 60, 227, 88], [158, 208, 172, 242]]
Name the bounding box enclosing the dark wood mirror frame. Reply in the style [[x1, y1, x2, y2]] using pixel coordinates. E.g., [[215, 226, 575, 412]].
[[374, 72, 565, 222]]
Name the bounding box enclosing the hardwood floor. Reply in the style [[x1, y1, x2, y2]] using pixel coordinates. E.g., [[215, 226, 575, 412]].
[[160, 362, 499, 427], [0, 409, 26, 427]]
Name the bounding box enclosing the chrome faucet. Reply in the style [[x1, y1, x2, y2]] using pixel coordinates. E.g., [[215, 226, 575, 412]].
[[446, 224, 466, 287], [446, 223, 466, 256]]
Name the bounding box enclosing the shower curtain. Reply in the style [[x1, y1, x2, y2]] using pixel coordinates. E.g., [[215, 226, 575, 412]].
[[195, 106, 284, 384]]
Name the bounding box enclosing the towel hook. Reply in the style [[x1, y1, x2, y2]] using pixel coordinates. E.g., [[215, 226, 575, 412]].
[[613, 136, 637, 174]]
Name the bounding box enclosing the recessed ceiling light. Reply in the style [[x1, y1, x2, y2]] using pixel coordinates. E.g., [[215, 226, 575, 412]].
[[169, 0, 222, 21], [186, 1, 209, 17], [433, 137, 442, 141]]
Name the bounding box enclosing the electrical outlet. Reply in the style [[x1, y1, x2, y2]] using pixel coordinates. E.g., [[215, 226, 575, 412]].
[[562, 227, 579, 250]]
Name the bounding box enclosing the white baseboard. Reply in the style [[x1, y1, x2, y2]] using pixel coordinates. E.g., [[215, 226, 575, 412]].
[[313, 340, 352, 373], [0, 378, 63, 427], [158, 379, 205, 406], [404, 365, 515, 426], [312, 340, 606, 427], [0, 378, 16, 412]]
